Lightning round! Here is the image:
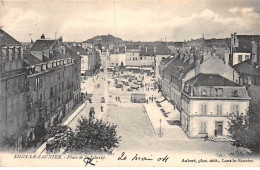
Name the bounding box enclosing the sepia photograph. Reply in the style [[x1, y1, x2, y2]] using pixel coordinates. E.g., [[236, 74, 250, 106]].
[[0, 0, 259, 167]]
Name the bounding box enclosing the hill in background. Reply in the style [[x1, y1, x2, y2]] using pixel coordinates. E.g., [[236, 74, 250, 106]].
[[84, 34, 125, 46]]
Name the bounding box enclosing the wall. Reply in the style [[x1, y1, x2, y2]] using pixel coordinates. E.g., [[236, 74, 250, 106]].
[[81, 55, 89, 71], [155, 55, 171, 80], [181, 98, 249, 138], [109, 53, 126, 67], [125, 51, 140, 66], [233, 52, 251, 66]]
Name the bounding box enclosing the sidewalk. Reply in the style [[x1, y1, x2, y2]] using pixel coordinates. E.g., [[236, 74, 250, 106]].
[[35, 102, 87, 154], [143, 102, 188, 141]]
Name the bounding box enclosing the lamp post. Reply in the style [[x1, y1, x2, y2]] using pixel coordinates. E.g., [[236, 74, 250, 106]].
[[159, 119, 162, 137]]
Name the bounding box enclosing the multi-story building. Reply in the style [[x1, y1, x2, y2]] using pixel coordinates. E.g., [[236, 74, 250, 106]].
[[70, 45, 90, 76], [125, 44, 141, 67], [0, 32, 81, 152], [181, 73, 250, 138], [160, 47, 239, 111], [0, 29, 27, 151], [109, 46, 126, 67]]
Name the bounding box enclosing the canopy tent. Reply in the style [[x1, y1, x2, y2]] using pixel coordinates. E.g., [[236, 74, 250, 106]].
[[160, 100, 180, 120]]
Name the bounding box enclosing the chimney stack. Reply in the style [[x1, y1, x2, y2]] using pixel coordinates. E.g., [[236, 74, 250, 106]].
[[224, 46, 230, 65], [251, 39, 257, 67], [194, 51, 201, 76], [189, 49, 195, 65], [41, 34, 45, 39], [58, 36, 63, 43]]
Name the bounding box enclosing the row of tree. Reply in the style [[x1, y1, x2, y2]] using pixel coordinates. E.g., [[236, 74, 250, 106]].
[[46, 117, 121, 154]]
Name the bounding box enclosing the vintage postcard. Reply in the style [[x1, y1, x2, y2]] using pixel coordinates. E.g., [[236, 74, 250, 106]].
[[0, 0, 260, 167]]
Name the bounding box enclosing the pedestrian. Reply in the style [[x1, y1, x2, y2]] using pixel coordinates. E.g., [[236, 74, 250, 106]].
[[101, 106, 103, 112]]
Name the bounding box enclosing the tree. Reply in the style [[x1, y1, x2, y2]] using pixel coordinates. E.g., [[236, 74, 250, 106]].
[[227, 104, 260, 153], [46, 118, 121, 154]]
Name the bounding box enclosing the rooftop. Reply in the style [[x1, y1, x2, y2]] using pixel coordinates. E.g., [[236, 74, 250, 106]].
[[70, 45, 88, 55], [185, 73, 241, 87], [0, 28, 21, 46], [233, 58, 260, 77], [23, 52, 43, 66], [30, 39, 58, 51]]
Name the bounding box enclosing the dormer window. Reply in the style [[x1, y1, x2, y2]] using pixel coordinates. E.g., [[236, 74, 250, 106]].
[[201, 90, 207, 96], [184, 84, 189, 93], [216, 88, 223, 96], [42, 64, 46, 71], [232, 90, 238, 97]]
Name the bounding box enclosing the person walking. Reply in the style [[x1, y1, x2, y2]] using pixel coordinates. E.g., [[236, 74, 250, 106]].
[[101, 106, 103, 112]]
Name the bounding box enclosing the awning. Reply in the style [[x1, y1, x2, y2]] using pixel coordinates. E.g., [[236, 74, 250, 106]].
[[157, 96, 165, 102], [160, 100, 174, 113], [142, 67, 153, 71]]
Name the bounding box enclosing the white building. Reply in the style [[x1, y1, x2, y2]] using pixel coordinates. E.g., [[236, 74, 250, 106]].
[[181, 73, 250, 138]]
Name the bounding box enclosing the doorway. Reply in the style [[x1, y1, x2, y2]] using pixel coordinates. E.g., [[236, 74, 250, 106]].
[[215, 122, 223, 136]]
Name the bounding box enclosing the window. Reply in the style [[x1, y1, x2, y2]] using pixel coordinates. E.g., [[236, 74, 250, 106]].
[[231, 104, 239, 114], [62, 82, 64, 91], [18, 47, 21, 59], [216, 104, 222, 115], [184, 84, 189, 93], [200, 104, 207, 115], [238, 55, 242, 63], [8, 48, 13, 61], [216, 88, 223, 96], [39, 93, 42, 104], [200, 122, 207, 133], [201, 90, 207, 96], [140, 57, 142, 60], [39, 78, 43, 89], [12, 48, 15, 60], [231, 90, 238, 97], [2, 48, 8, 61], [133, 52, 134, 55]]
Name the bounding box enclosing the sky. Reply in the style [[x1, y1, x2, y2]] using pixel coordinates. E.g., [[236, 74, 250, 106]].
[[0, 0, 260, 42]]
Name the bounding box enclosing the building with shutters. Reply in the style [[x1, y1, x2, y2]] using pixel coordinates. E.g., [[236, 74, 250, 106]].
[[0, 28, 27, 151], [0, 31, 81, 152], [181, 73, 250, 138]]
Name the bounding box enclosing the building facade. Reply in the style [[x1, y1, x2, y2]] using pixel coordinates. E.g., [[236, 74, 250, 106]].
[[0, 29, 27, 151], [181, 74, 250, 138]]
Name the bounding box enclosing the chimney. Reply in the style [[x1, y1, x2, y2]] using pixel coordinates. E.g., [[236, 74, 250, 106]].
[[224, 46, 230, 65], [189, 50, 194, 65], [194, 52, 201, 76], [146, 46, 147, 52], [234, 32, 239, 47], [58, 36, 63, 43], [41, 34, 45, 39], [251, 39, 257, 67]]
